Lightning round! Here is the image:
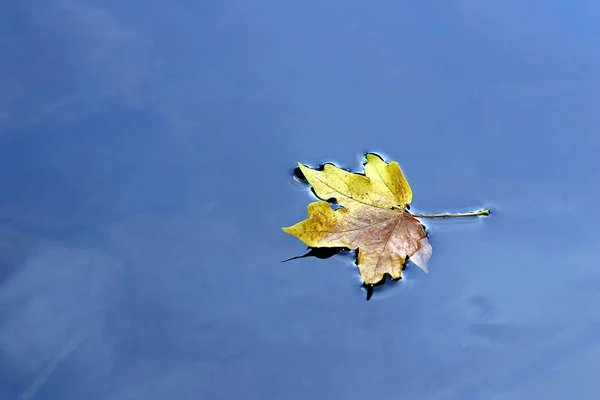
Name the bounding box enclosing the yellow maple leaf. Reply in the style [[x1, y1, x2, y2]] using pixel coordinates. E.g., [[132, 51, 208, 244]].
[[283, 153, 432, 284], [283, 153, 490, 286]]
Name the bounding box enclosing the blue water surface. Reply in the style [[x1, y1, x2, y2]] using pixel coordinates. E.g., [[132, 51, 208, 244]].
[[1, 1, 600, 399]]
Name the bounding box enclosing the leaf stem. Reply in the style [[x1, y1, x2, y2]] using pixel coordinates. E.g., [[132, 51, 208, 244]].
[[412, 209, 491, 218]]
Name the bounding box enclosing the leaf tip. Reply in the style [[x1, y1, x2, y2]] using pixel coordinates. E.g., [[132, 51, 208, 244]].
[[364, 152, 384, 161]]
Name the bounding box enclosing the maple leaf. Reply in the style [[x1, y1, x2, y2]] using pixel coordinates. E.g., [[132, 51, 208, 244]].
[[283, 153, 489, 286]]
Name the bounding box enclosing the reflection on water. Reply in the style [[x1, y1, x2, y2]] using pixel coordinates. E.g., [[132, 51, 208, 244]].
[[2, 1, 600, 399]]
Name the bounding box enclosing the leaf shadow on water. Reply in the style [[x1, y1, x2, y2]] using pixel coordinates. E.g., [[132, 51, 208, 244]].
[[282, 243, 424, 301]]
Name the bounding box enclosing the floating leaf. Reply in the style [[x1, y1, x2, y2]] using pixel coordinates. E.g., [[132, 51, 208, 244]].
[[283, 153, 489, 287]]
